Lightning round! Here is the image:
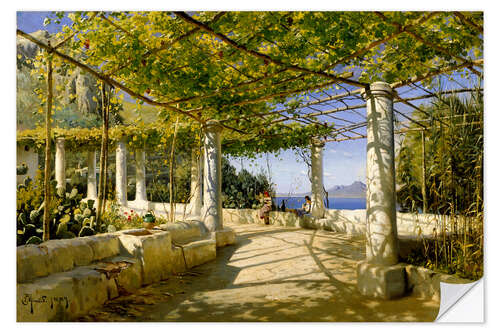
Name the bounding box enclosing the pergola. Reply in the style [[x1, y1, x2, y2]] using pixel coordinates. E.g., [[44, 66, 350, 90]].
[[16, 11, 483, 299]]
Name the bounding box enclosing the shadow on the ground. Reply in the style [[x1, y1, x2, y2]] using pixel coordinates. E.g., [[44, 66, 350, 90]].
[[78, 225, 439, 322]]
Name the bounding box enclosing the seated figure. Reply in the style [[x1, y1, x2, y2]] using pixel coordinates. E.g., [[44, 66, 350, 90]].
[[293, 195, 311, 217]]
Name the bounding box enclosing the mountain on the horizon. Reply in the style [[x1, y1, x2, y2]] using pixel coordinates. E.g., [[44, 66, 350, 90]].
[[277, 181, 367, 198]]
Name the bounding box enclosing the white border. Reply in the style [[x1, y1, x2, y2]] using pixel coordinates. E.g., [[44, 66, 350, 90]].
[[3, 1, 497, 331]]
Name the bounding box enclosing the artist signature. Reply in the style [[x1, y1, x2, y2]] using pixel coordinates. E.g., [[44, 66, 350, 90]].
[[21, 294, 69, 314]]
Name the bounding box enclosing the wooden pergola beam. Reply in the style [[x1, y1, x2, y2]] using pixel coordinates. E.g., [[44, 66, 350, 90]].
[[325, 120, 483, 143], [453, 12, 483, 34], [391, 59, 483, 88]]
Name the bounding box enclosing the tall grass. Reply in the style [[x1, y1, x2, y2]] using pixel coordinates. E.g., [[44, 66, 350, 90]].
[[397, 88, 483, 280]]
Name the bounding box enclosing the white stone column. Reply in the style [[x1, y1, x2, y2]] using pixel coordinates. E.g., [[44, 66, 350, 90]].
[[55, 137, 66, 192], [202, 120, 223, 232], [363, 81, 399, 265], [187, 148, 203, 217], [16, 144, 39, 185], [357, 81, 404, 299], [310, 138, 325, 218], [115, 140, 127, 206], [86, 150, 97, 200], [134, 149, 148, 205]]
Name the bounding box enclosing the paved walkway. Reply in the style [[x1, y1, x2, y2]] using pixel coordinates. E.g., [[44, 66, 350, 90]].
[[79, 223, 439, 322]]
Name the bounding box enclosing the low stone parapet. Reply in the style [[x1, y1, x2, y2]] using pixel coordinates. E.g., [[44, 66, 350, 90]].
[[17, 224, 220, 322], [182, 239, 216, 269], [212, 228, 236, 248], [119, 229, 174, 285], [158, 221, 207, 243], [17, 234, 121, 283], [17, 266, 118, 322], [222, 208, 454, 238]]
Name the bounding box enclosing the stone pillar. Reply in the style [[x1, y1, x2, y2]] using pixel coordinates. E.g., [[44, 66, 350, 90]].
[[357, 81, 405, 299], [86, 150, 97, 200], [115, 140, 127, 206], [187, 148, 203, 217], [310, 138, 325, 218], [202, 120, 223, 232], [16, 144, 39, 185], [134, 149, 148, 206], [55, 137, 66, 192]]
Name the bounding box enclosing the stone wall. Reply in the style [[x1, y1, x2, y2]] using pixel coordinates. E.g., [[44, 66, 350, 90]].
[[125, 201, 189, 217], [222, 208, 451, 238], [17, 222, 216, 322]]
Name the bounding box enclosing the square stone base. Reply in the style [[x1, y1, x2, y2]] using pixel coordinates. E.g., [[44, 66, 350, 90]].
[[356, 261, 406, 299], [212, 228, 236, 248]]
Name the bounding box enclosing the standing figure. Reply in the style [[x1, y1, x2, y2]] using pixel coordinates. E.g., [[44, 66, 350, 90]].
[[259, 191, 272, 225]]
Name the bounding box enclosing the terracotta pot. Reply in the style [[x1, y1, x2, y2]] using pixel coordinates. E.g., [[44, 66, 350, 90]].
[[144, 222, 155, 230]]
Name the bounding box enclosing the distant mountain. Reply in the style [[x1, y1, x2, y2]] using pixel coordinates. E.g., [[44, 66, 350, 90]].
[[277, 181, 366, 198], [325, 181, 366, 198]]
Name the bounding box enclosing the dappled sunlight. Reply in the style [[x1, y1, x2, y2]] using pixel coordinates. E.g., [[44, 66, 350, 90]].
[[79, 222, 439, 322]]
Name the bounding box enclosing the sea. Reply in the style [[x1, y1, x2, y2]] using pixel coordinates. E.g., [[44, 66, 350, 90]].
[[274, 196, 366, 210]]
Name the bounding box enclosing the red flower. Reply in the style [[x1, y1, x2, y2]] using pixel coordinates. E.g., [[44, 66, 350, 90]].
[[128, 216, 131, 221], [131, 210, 134, 213]]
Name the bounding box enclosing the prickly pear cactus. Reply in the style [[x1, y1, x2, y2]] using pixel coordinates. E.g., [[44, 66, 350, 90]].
[[56, 186, 66, 198], [79, 226, 95, 237], [69, 188, 79, 200], [83, 217, 91, 227], [23, 177, 31, 187], [29, 210, 40, 223], [56, 222, 68, 238], [17, 176, 99, 245], [74, 213, 84, 224], [70, 222, 82, 235], [26, 236, 42, 245], [83, 208, 92, 218], [23, 224, 36, 238]]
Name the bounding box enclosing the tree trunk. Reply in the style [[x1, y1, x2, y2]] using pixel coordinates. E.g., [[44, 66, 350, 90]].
[[421, 130, 427, 213], [96, 83, 109, 231], [101, 86, 110, 221], [42, 53, 53, 242], [169, 117, 180, 223]]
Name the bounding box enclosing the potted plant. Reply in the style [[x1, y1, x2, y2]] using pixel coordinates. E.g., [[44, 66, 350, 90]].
[[143, 210, 156, 230]]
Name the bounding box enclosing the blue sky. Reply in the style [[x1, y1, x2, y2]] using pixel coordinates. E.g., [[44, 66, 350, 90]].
[[229, 140, 367, 194], [16, 11, 477, 194]]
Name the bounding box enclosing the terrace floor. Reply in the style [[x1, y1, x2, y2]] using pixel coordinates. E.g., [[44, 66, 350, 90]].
[[79, 222, 440, 322]]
